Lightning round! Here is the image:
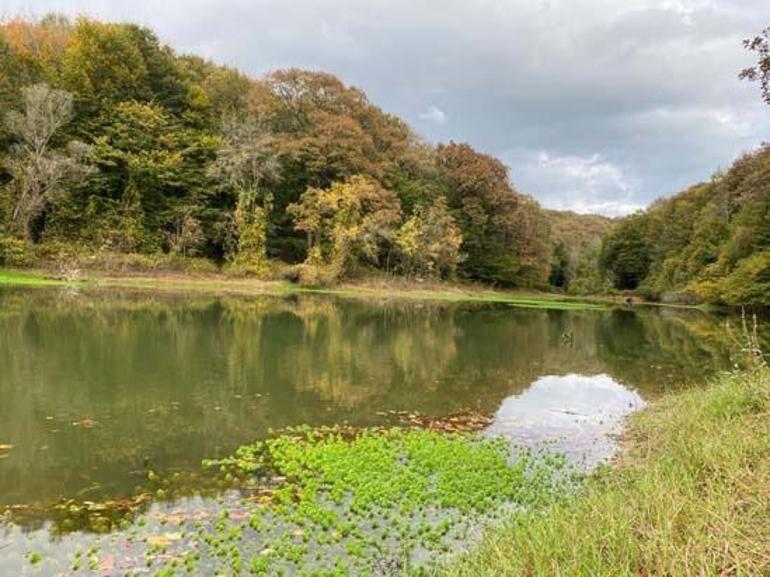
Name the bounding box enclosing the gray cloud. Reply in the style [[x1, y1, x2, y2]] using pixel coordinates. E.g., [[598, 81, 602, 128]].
[[3, 0, 770, 215]]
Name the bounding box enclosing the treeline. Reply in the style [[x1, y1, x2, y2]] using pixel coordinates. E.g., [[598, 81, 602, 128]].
[[600, 144, 770, 305], [0, 14, 603, 289]]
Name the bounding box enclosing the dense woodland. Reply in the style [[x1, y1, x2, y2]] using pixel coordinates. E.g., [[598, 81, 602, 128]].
[[1, 15, 770, 304], [600, 144, 770, 305], [0, 14, 594, 290]]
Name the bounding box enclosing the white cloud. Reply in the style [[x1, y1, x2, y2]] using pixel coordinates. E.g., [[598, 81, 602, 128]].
[[418, 105, 448, 125], [3, 0, 770, 213], [511, 151, 644, 217]]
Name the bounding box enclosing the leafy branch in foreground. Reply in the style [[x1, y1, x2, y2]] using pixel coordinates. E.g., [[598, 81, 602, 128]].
[[740, 26, 770, 105]]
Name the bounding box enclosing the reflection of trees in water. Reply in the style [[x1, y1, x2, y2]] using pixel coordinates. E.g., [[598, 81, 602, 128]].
[[595, 310, 734, 392], [0, 288, 744, 505]]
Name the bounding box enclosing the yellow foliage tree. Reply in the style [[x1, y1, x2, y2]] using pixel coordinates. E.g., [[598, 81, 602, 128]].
[[288, 175, 402, 280], [395, 196, 462, 279]]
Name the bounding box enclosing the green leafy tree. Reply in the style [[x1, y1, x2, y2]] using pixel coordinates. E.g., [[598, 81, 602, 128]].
[[600, 215, 651, 290], [549, 242, 570, 289]]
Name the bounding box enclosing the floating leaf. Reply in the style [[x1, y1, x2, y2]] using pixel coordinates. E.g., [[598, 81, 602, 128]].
[[146, 532, 181, 547], [72, 419, 97, 428]]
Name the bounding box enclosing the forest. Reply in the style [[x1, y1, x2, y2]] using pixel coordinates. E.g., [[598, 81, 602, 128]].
[[600, 144, 770, 305], [1, 15, 769, 305]]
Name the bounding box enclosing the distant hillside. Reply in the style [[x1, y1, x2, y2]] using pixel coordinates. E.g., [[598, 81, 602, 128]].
[[600, 144, 770, 305], [545, 210, 613, 294]]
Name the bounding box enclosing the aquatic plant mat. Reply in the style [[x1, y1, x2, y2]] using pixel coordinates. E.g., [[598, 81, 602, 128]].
[[3, 425, 573, 576]]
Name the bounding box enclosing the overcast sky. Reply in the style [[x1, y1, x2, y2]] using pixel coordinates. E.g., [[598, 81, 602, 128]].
[[4, 0, 770, 215]]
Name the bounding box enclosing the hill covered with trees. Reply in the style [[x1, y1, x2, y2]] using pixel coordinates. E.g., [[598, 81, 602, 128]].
[[600, 145, 770, 305], [0, 14, 578, 290], [5, 15, 770, 306]]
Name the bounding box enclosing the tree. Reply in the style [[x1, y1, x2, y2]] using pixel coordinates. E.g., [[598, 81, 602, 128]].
[[209, 115, 281, 273], [2, 84, 90, 240], [288, 175, 402, 279], [600, 215, 651, 290], [47, 100, 212, 252], [740, 27, 770, 105], [395, 196, 462, 279], [59, 18, 190, 127], [169, 209, 204, 257], [437, 142, 549, 286], [549, 242, 570, 289]]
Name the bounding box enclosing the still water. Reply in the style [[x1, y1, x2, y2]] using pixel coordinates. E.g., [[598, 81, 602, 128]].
[[0, 286, 738, 510], [0, 287, 753, 574]]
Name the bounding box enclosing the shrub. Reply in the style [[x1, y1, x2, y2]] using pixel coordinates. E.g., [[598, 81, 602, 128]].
[[0, 236, 32, 267]]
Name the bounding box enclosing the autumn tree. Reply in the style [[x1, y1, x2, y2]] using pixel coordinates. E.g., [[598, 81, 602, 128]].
[[437, 142, 549, 287], [209, 115, 280, 274], [740, 27, 770, 105], [288, 175, 402, 280], [395, 196, 462, 279], [2, 84, 90, 240], [246, 69, 422, 262]]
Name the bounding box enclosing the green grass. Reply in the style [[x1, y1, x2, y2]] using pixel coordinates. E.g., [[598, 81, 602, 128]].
[[438, 368, 770, 577], [0, 269, 69, 286]]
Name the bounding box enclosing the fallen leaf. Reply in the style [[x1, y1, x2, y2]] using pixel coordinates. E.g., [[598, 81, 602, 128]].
[[72, 419, 97, 428], [0, 444, 13, 451], [146, 532, 181, 547], [98, 554, 114, 572]]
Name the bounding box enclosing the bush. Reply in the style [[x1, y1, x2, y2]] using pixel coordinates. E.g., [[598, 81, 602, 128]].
[[295, 262, 339, 287], [0, 236, 33, 267]]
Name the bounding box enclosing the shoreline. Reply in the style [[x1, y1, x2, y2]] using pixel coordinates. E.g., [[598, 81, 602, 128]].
[[0, 267, 713, 312], [439, 367, 770, 576]]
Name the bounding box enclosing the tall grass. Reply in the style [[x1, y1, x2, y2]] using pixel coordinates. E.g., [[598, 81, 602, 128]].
[[440, 368, 770, 576]]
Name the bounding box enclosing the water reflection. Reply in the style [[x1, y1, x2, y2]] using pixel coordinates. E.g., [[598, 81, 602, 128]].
[[486, 374, 645, 466], [0, 287, 745, 507]]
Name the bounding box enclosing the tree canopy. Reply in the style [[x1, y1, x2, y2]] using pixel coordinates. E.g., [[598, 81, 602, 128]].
[[0, 14, 564, 289], [597, 145, 770, 304]]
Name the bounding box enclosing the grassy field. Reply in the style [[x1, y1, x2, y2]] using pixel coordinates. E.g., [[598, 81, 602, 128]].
[[438, 368, 770, 577], [0, 268, 610, 310]]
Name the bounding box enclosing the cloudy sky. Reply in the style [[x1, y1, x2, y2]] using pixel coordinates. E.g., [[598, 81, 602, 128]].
[[4, 0, 770, 215]]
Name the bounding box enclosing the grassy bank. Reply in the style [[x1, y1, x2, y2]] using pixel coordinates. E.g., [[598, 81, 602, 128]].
[[0, 269, 70, 286], [0, 267, 610, 311], [439, 368, 770, 577]]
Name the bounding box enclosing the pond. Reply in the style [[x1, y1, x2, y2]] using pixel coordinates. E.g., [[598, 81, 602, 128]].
[[0, 287, 747, 574]]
